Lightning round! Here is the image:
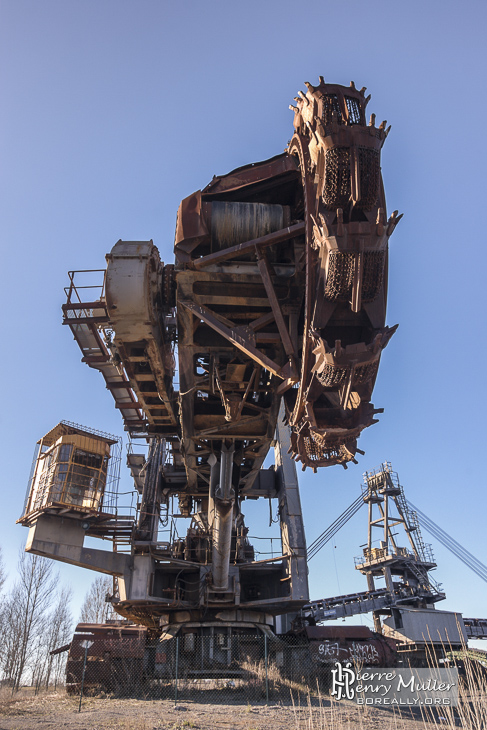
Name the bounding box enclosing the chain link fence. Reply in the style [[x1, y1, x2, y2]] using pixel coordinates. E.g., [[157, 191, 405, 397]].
[[65, 634, 328, 704]]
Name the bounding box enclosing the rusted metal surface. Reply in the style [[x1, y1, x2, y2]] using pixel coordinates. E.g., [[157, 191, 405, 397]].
[[192, 221, 305, 270], [63, 76, 397, 477], [302, 625, 397, 666], [173, 78, 398, 474], [66, 622, 146, 693], [49, 76, 397, 631], [285, 79, 399, 469], [201, 153, 300, 199]]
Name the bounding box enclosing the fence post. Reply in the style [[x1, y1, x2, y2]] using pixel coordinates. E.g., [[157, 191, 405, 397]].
[[264, 633, 269, 704], [174, 636, 179, 705], [78, 644, 89, 713]]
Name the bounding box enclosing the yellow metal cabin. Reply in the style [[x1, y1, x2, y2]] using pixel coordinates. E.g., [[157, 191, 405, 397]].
[[19, 422, 118, 524]]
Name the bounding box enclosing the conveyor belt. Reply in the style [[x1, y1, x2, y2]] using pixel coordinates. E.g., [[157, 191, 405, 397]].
[[302, 588, 394, 622], [62, 277, 145, 432]]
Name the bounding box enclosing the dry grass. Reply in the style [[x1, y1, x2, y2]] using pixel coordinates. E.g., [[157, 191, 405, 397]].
[[288, 653, 487, 730], [0, 653, 485, 730]]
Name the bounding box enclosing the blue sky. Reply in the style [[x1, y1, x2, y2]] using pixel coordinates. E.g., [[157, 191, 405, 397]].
[[1, 0, 486, 635]]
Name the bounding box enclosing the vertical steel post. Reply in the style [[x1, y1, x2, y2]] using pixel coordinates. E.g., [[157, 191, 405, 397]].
[[174, 636, 179, 704], [274, 403, 309, 603], [211, 443, 235, 591], [264, 633, 269, 704], [78, 644, 89, 713]]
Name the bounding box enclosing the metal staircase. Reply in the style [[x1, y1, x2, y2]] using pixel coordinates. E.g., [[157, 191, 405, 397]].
[[62, 270, 145, 432], [87, 518, 135, 553]]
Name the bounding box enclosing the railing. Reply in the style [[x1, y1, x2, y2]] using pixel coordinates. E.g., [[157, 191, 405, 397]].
[[63, 270, 109, 326], [354, 546, 417, 565], [64, 269, 106, 310]]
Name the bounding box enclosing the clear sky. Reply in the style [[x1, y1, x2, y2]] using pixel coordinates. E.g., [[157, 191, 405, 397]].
[[1, 0, 486, 638]]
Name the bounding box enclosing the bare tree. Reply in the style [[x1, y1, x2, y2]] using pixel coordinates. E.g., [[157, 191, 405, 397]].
[[31, 586, 73, 689], [0, 546, 6, 597], [79, 575, 115, 624], [0, 592, 19, 684], [0, 551, 56, 690], [49, 596, 74, 688], [0, 546, 7, 656]]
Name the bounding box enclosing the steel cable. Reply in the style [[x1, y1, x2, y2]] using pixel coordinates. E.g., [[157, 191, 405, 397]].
[[307, 494, 365, 560], [408, 500, 487, 584]]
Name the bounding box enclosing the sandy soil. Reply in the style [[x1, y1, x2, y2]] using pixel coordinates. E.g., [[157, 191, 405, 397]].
[[0, 690, 439, 730]]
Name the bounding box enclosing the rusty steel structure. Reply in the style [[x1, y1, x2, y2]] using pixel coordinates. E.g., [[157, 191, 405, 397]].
[[285, 79, 400, 469], [21, 77, 400, 646], [357, 464, 445, 631]]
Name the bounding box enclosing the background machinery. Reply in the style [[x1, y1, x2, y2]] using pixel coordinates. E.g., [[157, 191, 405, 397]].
[[299, 463, 487, 666]]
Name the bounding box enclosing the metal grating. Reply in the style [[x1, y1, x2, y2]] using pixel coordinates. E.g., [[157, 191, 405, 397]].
[[345, 96, 361, 125], [362, 251, 385, 301], [321, 94, 343, 126], [357, 147, 380, 209], [323, 147, 351, 209]]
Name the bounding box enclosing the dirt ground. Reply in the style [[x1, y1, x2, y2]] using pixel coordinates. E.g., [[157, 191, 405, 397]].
[[0, 689, 444, 730]]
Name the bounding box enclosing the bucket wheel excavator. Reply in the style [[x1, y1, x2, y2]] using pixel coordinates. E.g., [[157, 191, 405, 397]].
[[19, 76, 400, 672]]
